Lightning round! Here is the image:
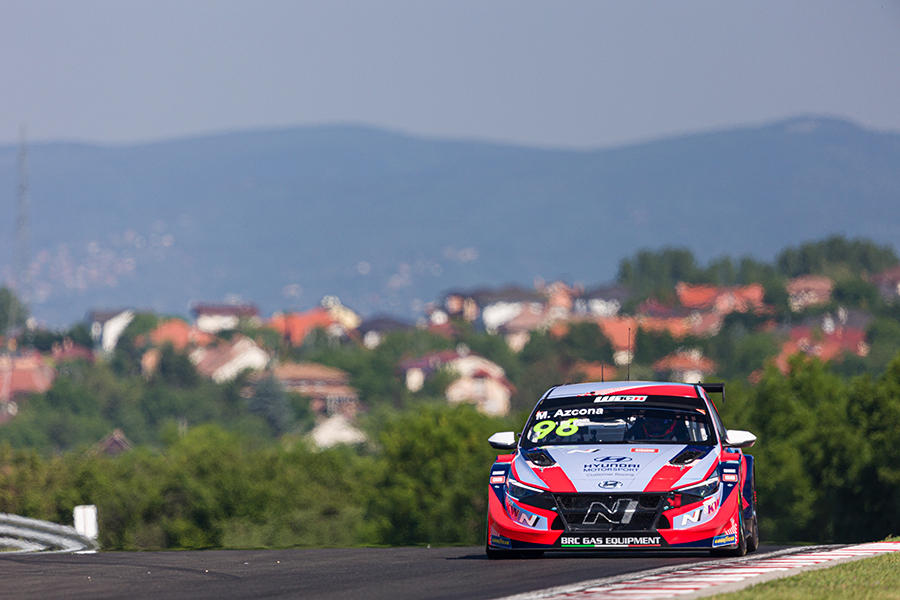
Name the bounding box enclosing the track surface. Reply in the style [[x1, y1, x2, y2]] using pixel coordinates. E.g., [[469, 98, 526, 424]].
[[0, 545, 788, 600]]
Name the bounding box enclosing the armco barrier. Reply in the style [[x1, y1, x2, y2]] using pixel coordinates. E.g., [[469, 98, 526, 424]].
[[0, 513, 98, 553]]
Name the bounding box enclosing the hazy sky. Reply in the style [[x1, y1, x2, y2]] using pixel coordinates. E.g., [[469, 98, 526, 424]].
[[2, 1, 899, 149]]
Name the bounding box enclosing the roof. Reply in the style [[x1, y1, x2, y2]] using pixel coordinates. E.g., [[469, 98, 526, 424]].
[[870, 264, 900, 285], [267, 308, 336, 346], [192, 303, 260, 318], [94, 428, 133, 456], [546, 381, 701, 399], [675, 283, 765, 313], [497, 304, 549, 333], [596, 317, 638, 352], [786, 275, 834, 295], [445, 285, 542, 305], [0, 352, 56, 398], [51, 340, 95, 363], [652, 350, 717, 374], [567, 361, 619, 383], [270, 362, 349, 382], [357, 316, 413, 335], [582, 284, 632, 302], [87, 309, 133, 324], [147, 318, 215, 350], [399, 349, 463, 372], [190, 336, 269, 380]]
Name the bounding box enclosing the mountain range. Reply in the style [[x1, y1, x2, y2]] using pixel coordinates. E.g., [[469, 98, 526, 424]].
[[0, 115, 898, 326]]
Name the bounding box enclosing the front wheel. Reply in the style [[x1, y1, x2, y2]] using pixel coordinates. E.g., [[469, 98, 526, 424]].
[[746, 512, 759, 553]]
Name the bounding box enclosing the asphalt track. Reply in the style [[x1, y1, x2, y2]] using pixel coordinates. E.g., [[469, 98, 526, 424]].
[[0, 544, 790, 600]]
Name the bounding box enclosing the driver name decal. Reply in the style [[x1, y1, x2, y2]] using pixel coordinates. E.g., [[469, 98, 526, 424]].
[[535, 407, 605, 420]]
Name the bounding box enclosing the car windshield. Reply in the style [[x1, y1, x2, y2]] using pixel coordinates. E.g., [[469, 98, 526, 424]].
[[522, 403, 714, 447]]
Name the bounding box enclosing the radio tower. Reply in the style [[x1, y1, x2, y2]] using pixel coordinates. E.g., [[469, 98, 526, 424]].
[[2, 127, 30, 407], [11, 124, 31, 342]]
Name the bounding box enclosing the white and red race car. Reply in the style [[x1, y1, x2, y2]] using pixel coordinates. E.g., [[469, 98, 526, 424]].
[[486, 381, 758, 558]]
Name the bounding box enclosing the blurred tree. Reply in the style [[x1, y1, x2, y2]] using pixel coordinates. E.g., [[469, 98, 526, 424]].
[[0, 286, 27, 339], [247, 375, 291, 436], [367, 403, 506, 546], [776, 235, 898, 279]]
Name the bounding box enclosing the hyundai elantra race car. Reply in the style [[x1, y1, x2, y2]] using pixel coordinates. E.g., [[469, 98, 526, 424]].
[[486, 381, 758, 558]]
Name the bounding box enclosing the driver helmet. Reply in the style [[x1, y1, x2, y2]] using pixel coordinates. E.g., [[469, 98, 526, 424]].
[[643, 417, 676, 439]]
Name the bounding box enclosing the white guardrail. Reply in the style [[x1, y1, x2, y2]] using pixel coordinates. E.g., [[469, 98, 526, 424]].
[[0, 506, 99, 553]]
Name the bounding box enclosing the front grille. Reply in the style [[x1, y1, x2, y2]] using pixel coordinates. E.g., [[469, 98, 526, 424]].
[[554, 493, 665, 532]]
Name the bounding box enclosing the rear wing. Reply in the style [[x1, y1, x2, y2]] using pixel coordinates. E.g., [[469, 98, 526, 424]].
[[699, 382, 725, 402]]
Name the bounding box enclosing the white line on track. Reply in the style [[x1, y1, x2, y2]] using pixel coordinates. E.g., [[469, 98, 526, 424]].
[[495, 542, 900, 600]]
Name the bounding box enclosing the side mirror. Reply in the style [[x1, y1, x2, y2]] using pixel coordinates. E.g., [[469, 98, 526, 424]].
[[488, 431, 517, 450], [724, 429, 757, 448]]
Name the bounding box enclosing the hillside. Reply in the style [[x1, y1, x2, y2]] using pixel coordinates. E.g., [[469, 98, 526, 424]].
[[0, 116, 898, 325]]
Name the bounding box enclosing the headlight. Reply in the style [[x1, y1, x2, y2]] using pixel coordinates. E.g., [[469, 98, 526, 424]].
[[665, 476, 720, 510], [506, 478, 556, 510], [506, 478, 544, 502]]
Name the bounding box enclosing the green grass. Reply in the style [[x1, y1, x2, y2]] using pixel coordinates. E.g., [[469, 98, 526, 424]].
[[709, 551, 900, 600]]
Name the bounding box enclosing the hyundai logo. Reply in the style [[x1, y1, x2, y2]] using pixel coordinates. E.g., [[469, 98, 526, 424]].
[[594, 456, 633, 463], [598, 481, 623, 489]]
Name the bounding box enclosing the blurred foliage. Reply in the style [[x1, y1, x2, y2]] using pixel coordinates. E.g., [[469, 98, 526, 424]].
[[775, 235, 898, 279], [2, 235, 900, 551], [0, 286, 28, 337]]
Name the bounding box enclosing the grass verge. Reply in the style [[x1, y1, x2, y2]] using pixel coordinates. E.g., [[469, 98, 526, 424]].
[[710, 543, 900, 600]]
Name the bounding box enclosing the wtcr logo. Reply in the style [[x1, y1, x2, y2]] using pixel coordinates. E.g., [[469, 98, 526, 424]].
[[582, 499, 639, 525]]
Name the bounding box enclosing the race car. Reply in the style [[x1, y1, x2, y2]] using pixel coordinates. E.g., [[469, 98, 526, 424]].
[[485, 381, 758, 558]]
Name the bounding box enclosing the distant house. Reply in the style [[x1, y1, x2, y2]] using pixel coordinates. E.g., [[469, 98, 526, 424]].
[[145, 318, 215, 351], [442, 285, 544, 332], [567, 361, 619, 383], [192, 303, 261, 334], [267, 307, 344, 347], [357, 316, 413, 349], [255, 362, 360, 417], [309, 414, 367, 449], [772, 324, 869, 374], [575, 284, 631, 318], [0, 352, 56, 423], [497, 304, 551, 352], [320, 296, 362, 332], [94, 429, 134, 456], [594, 317, 638, 366], [803, 307, 873, 336], [88, 309, 135, 354], [653, 349, 717, 383], [0, 352, 56, 400], [51, 339, 94, 363], [871, 265, 900, 302], [786, 275, 834, 311], [140, 319, 216, 378], [675, 283, 766, 315], [399, 348, 515, 416], [542, 281, 578, 320], [189, 335, 270, 383]]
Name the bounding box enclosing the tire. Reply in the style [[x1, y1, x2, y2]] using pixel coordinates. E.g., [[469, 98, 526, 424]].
[[746, 513, 759, 553]]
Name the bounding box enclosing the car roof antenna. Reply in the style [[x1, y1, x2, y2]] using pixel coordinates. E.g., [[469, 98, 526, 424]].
[[627, 327, 631, 381], [601, 364, 604, 383]]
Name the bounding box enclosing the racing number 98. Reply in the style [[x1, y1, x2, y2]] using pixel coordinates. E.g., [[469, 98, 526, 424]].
[[532, 419, 578, 441]]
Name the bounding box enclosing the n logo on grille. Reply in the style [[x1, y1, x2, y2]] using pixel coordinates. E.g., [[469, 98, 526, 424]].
[[582, 499, 639, 525]]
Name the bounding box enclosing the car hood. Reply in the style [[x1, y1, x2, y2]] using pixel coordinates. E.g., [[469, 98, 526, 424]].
[[512, 444, 719, 494]]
